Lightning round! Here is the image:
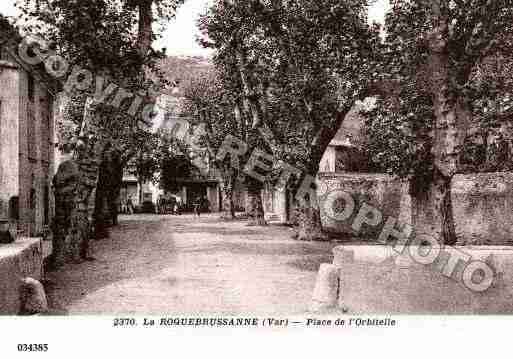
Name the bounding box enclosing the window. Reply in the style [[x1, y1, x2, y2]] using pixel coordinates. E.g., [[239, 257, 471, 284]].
[[41, 94, 53, 163], [27, 101, 36, 159], [8, 196, 19, 221], [0, 45, 7, 60], [28, 74, 35, 102], [30, 188, 36, 210], [44, 185, 49, 225]]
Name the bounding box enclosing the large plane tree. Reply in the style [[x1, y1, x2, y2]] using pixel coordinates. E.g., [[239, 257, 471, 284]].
[[200, 0, 381, 239], [18, 0, 185, 265], [363, 0, 513, 244]]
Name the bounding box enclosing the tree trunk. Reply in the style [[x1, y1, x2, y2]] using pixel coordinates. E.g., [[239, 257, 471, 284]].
[[52, 154, 101, 267], [106, 153, 123, 226], [220, 177, 236, 220], [417, 20, 470, 245], [246, 183, 266, 226], [52, 159, 78, 267], [138, 177, 144, 210], [108, 163, 123, 226], [137, 0, 153, 60], [93, 157, 110, 239], [294, 190, 326, 241], [51, 99, 103, 267], [93, 148, 123, 238], [411, 170, 456, 245], [74, 153, 102, 259]]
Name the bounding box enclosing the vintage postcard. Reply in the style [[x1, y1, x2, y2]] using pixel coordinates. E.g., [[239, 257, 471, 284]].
[[0, 0, 512, 357]]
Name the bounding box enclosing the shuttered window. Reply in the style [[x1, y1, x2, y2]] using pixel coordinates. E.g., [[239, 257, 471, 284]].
[[41, 95, 53, 163], [27, 101, 36, 159]]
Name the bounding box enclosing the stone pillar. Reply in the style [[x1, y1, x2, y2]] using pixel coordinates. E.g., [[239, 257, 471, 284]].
[[216, 185, 222, 212], [136, 182, 142, 206], [206, 186, 212, 212], [398, 181, 413, 227], [244, 189, 251, 213], [274, 189, 288, 223], [0, 62, 21, 238], [207, 185, 220, 212]]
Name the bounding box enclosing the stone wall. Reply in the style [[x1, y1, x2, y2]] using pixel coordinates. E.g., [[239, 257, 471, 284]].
[[452, 173, 513, 245], [318, 172, 513, 245], [318, 173, 406, 237], [0, 238, 43, 315]]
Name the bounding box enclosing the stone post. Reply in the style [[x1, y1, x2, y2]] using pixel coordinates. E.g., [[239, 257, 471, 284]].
[[310, 263, 340, 313]]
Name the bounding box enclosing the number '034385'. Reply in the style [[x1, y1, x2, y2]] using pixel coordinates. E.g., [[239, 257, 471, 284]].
[[17, 344, 49, 352]]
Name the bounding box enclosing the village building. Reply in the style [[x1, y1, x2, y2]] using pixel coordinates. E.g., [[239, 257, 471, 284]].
[[159, 155, 222, 212], [0, 39, 59, 238], [261, 105, 371, 224], [120, 166, 160, 211], [119, 94, 223, 213], [0, 19, 57, 314]]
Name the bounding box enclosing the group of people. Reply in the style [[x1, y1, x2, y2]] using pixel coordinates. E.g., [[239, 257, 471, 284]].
[[119, 194, 211, 216], [157, 196, 182, 215], [193, 196, 210, 217], [120, 196, 135, 214]]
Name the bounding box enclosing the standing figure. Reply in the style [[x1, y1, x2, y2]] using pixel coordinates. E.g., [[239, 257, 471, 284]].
[[193, 197, 201, 217], [157, 196, 164, 214], [176, 198, 182, 216], [127, 196, 134, 215], [203, 196, 211, 213], [120, 198, 127, 214]]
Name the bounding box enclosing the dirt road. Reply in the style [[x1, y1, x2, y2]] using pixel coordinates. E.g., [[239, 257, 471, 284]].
[[46, 214, 336, 315]]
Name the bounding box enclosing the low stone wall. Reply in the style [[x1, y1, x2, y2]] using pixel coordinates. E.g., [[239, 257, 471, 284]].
[[318, 172, 513, 245], [328, 245, 513, 314], [0, 238, 43, 315]]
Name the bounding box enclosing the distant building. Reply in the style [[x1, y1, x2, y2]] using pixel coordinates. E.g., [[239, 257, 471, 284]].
[[263, 103, 372, 223], [318, 104, 371, 174], [120, 166, 160, 211], [149, 93, 236, 213], [0, 44, 58, 237], [164, 157, 223, 212]]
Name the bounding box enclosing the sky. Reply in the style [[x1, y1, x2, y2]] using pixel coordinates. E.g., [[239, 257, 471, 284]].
[[0, 0, 390, 58]]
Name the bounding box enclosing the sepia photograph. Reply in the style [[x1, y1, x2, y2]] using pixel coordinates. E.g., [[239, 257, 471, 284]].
[[0, 0, 512, 357]]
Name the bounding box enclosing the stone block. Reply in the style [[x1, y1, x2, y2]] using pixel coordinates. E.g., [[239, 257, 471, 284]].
[[0, 238, 43, 315], [20, 277, 48, 315]]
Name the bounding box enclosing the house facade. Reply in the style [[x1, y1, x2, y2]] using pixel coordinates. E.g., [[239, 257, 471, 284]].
[[0, 48, 58, 237]]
